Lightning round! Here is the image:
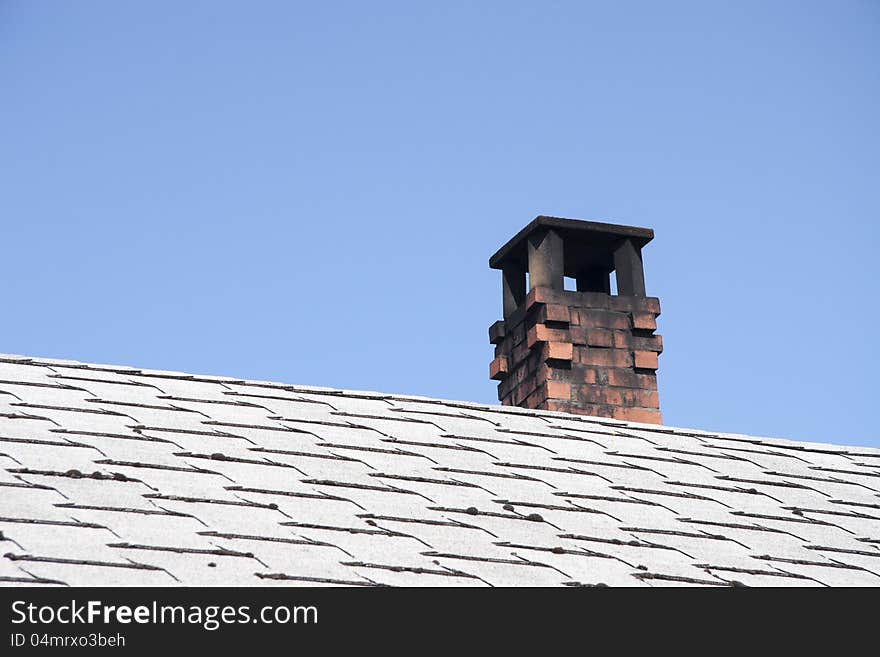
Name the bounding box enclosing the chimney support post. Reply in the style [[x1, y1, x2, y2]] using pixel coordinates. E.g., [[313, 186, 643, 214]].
[[613, 238, 646, 297], [501, 262, 526, 319], [527, 228, 564, 291]]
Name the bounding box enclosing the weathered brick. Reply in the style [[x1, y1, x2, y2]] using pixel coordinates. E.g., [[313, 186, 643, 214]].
[[608, 296, 661, 315], [634, 351, 659, 371], [497, 376, 512, 400], [526, 384, 550, 409], [632, 334, 663, 353], [546, 381, 571, 400], [612, 331, 632, 349], [543, 400, 574, 414], [543, 341, 573, 362], [578, 348, 632, 368], [585, 328, 614, 348], [489, 356, 509, 381], [526, 352, 542, 372], [578, 385, 624, 406], [578, 309, 631, 330], [527, 324, 570, 349], [511, 342, 530, 365], [489, 277, 663, 423], [613, 388, 660, 408], [612, 407, 662, 425], [640, 297, 661, 315], [488, 320, 506, 344], [632, 312, 657, 331], [523, 286, 560, 311], [567, 401, 615, 418], [606, 368, 657, 390], [536, 363, 575, 383], [519, 373, 538, 399], [541, 303, 571, 324], [569, 326, 588, 345], [573, 366, 600, 385], [633, 389, 660, 408]]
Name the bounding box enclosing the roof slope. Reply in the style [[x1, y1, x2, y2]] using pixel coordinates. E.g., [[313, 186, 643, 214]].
[[1, 354, 879, 587]]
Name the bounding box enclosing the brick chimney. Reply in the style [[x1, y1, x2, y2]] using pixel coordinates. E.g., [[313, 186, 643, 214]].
[[488, 216, 663, 424]]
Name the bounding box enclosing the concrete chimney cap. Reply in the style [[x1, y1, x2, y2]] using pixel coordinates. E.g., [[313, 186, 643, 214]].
[[489, 215, 654, 275]]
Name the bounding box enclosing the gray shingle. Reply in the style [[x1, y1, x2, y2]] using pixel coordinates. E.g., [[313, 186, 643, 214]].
[[1, 354, 879, 587]]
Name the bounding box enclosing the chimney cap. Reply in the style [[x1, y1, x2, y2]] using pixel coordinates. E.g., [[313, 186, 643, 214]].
[[489, 215, 654, 273]]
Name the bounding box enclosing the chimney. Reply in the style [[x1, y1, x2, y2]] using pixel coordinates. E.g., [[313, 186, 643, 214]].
[[488, 216, 663, 424]]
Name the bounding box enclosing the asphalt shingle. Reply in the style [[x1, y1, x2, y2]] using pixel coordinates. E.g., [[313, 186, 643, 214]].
[[1, 354, 878, 587]]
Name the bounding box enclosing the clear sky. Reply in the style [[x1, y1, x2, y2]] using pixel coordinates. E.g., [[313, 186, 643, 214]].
[[1, 2, 877, 447]]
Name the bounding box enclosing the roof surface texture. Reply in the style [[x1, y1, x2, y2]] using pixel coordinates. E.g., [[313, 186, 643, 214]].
[[1, 354, 879, 587]]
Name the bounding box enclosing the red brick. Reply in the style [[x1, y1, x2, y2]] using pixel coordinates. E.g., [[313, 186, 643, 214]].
[[490, 288, 662, 421], [578, 348, 632, 368], [608, 296, 661, 315], [522, 356, 536, 374], [526, 324, 570, 349], [578, 309, 631, 330], [612, 407, 662, 425], [632, 334, 663, 353], [511, 342, 530, 365], [575, 291, 613, 308], [576, 367, 599, 385], [641, 297, 661, 315], [488, 320, 506, 345], [523, 286, 561, 310], [546, 381, 571, 400], [606, 368, 656, 389], [489, 356, 509, 381], [527, 384, 551, 408], [542, 304, 571, 324], [569, 327, 588, 345], [634, 351, 659, 370], [543, 400, 574, 414], [578, 385, 624, 406], [519, 374, 538, 399], [586, 328, 614, 348], [567, 401, 615, 418], [619, 389, 660, 408], [497, 376, 512, 399], [632, 312, 657, 331], [612, 331, 632, 349], [534, 363, 552, 383], [536, 362, 575, 382], [543, 341, 573, 362], [607, 296, 638, 312]]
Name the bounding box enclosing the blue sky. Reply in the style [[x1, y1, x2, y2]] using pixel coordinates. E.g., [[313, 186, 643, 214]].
[[1, 2, 877, 447]]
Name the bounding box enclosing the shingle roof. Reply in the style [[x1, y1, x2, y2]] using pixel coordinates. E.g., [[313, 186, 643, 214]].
[[1, 354, 878, 587]]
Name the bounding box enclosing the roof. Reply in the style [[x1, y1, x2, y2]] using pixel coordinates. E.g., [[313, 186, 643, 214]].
[[1, 354, 879, 587]]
